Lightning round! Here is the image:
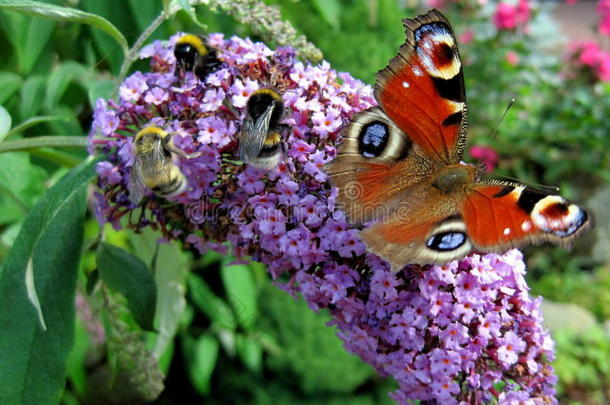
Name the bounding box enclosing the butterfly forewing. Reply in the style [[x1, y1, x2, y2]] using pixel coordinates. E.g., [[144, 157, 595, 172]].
[[376, 10, 467, 164]]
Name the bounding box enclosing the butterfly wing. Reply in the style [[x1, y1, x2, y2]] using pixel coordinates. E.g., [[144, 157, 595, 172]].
[[326, 107, 435, 224], [461, 183, 591, 252], [328, 9, 591, 271], [326, 9, 468, 258], [375, 9, 467, 164]]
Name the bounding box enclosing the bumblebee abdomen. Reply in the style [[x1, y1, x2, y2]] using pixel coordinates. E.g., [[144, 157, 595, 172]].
[[263, 132, 281, 146], [146, 167, 187, 197]]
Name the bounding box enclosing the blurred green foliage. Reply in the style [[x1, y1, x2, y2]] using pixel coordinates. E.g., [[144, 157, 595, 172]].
[[0, 0, 607, 404]]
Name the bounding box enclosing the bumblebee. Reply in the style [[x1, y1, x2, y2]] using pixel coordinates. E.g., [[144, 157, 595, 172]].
[[239, 88, 287, 170], [130, 126, 195, 203], [174, 34, 222, 81]]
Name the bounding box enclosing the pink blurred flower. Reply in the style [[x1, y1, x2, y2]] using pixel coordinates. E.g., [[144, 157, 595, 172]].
[[568, 40, 610, 82], [460, 30, 474, 44], [426, 0, 447, 7], [566, 0, 577, 4], [600, 13, 610, 35], [470, 146, 499, 172], [506, 51, 519, 65], [493, 0, 531, 31]]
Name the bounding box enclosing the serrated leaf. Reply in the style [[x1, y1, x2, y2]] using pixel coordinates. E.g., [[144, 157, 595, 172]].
[[221, 263, 257, 330], [0, 105, 11, 142], [96, 242, 157, 331], [0, 72, 22, 104], [0, 0, 128, 57], [188, 274, 236, 331], [182, 334, 219, 395], [0, 156, 97, 405]]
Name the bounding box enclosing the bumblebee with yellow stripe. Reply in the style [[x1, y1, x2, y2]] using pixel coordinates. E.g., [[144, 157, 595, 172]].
[[239, 88, 287, 170], [130, 126, 198, 203], [174, 34, 222, 81]]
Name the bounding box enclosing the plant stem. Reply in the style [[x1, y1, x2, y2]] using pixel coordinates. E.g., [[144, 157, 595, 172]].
[[0, 136, 89, 153]]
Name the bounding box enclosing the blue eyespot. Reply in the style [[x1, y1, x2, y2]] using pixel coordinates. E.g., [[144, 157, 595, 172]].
[[426, 231, 467, 251], [359, 121, 389, 158]]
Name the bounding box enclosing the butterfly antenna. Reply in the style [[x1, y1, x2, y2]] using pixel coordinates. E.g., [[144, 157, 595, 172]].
[[492, 173, 560, 193], [489, 97, 516, 141]]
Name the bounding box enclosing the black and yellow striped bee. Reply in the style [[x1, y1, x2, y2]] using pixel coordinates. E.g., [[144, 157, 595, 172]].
[[239, 88, 288, 170], [129, 126, 197, 203], [174, 34, 222, 81]]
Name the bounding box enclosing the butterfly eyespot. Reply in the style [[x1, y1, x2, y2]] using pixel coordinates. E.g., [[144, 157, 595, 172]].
[[426, 231, 467, 252], [358, 121, 389, 158]]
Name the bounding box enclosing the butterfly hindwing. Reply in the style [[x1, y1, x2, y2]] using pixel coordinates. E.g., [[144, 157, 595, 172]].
[[461, 184, 590, 252]]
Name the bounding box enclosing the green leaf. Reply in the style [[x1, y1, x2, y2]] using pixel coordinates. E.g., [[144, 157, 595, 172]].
[[96, 242, 158, 331], [44, 61, 89, 112], [0, 105, 12, 143], [221, 263, 257, 330], [0, 156, 97, 405], [19, 75, 45, 121], [182, 334, 219, 395], [0, 0, 128, 57], [0, 152, 47, 224], [235, 334, 262, 373], [177, 0, 207, 29], [188, 274, 236, 331], [0, 72, 23, 104], [311, 0, 341, 30], [22, 14, 54, 75], [87, 79, 116, 109], [126, 228, 188, 358], [126, 0, 161, 34], [65, 317, 90, 397], [80, 0, 133, 75], [4, 115, 65, 141]]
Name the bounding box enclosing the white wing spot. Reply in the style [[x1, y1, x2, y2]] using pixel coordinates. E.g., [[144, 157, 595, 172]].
[[402, 81, 410, 88], [503, 228, 511, 236], [521, 221, 532, 232], [412, 67, 423, 76]]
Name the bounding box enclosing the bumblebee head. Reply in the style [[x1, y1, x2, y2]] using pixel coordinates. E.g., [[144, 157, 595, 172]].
[[174, 34, 208, 70], [247, 89, 284, 128], [135, 126, 171, 150]]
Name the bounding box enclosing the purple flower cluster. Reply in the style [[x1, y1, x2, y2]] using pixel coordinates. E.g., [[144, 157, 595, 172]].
[[89, 33, 557, 403]]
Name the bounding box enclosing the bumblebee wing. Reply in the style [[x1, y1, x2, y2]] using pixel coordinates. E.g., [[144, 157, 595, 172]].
[[130, 142, 175, 202], [239, 103, 275, 162], [129, 155, 148, 204]]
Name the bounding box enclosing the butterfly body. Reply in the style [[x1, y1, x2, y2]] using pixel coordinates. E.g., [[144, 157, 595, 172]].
[[325, 9, 590, 271]]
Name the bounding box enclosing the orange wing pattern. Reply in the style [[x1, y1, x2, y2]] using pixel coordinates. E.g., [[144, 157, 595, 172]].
[[375, 10, 467, 164], [462, 184, 590, 250]]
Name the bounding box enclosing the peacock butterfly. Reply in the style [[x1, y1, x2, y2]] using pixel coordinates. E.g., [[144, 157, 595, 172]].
[[325, 9, 591, 271]]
